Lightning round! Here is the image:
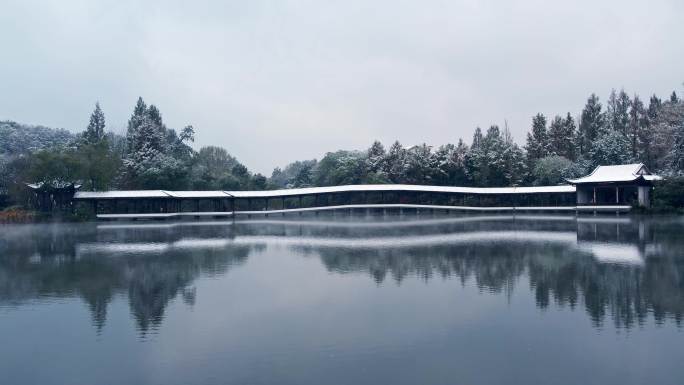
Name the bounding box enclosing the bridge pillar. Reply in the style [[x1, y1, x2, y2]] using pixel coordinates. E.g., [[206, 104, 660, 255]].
[[638, 186, 650, 208]]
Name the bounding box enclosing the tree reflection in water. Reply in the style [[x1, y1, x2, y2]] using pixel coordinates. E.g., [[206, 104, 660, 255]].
[[1, 215, 683, 334], [0, 223, 253, 335]]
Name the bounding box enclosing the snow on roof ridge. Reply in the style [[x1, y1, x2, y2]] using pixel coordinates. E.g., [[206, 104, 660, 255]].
[[567, 163, 657, 184], [586, 163, 643, 176]]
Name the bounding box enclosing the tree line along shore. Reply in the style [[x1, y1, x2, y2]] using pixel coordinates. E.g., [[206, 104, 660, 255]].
[[2, 86, 684, 220]]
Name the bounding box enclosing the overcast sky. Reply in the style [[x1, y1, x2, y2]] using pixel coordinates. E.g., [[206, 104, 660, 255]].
[[1, 0, 682, 173]]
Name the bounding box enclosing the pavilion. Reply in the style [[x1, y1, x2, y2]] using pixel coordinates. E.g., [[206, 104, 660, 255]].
[[567, 163, 661, 208], [26, 181, 82, 213]]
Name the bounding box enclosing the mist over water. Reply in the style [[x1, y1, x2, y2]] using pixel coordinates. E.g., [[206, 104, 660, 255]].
[[1, 214, 683, 385]]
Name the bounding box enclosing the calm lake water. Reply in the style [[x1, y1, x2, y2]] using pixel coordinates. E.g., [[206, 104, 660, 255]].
[[1, 214, 683, 385]]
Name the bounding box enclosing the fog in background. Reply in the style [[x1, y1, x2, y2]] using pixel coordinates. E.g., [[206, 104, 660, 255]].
[[1, 0, 682, 173]]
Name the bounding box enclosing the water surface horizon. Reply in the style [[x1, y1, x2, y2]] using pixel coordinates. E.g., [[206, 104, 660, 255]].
[[1, 214, 683, 385]]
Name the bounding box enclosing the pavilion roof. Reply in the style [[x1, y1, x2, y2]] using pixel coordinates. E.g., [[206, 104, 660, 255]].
[[26, 181, 82, 190], [566, 163, 662, 185]]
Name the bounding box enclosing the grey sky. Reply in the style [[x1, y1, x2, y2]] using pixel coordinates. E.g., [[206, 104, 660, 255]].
[[1, 0, 682, 174]]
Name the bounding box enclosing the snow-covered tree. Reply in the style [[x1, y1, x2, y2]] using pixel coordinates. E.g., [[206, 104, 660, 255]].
[[180, 125, 195, 143], [531, 155, 584, 186], [606, 89, 630, 134], [189, 146, 247, 189], [121, 98, 195, 189], [433, 144, 454, 186], [366, 140, 386, 174], [548, 114, 576, 160], [312, 150, 367, 186], [250, 174, 268, 190], [452, 139, 469, 185], [84, 103, 105, 144], [588, 130, 633, 167], [126, 97, 147, 153], [647, 95, 662, 123], [472, 127, 483, 150], [0, 121, 75, 156], [269, 159, 317, 188], [638, 95, 663, 168], [578, 94, 604, 156], [404, 143, 435, 184], [76, 102, 119, 190], [384, 141, 407, 183], [649, 96, 684, 172], [667, 123, 684, 175], [627, 95, 647, 159], [525, 113, 549, 161], [670, 91, 679, 104], [465, 125, 516, 186]]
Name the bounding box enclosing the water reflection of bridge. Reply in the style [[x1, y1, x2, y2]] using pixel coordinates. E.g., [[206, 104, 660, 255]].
[[1, 215, 682, 334], [87, 215, 657, 265]]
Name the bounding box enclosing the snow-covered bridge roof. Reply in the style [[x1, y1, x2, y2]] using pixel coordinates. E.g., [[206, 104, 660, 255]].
[[165, 191, 233, 198], [75, 190, 171, 199], [226, 184, 575, 198], [566, 163, 662, 185], [74, 184, 575, 200]]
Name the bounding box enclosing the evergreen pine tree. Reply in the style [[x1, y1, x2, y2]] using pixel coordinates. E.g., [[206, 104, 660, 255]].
[[614, 90, 631, 134], [668, 123, 684, 174], [404, 144, 434, 184], [452, 139, 469, 186], [127, 97, 147, 153], [385, 141, 406, 183], [647, 95, 662, 122], [628, 95, 646, 159], [76, 102, 118, 191], [639, 95, 663, 168], [548, 114, 575, 160], [84, 102, 105, 144], [472, 127, 483, 150], [481, 125, 506, 186], [366, 140, 386, 174], [606, 89, 618, 129], [562, 113, 577, 161], [147, 105, 164, 128], [525, 113, 548, 161], [465, 127, 486, 185], [671, 91, 679, 104], [578, 94, 604, 156]]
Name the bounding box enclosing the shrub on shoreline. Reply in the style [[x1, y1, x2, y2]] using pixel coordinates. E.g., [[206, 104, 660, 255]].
[[648, 177, 684, 214], [0, 206, 37, 223]]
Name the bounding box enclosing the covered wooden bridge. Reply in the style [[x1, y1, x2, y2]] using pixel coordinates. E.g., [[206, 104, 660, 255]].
[[72, 163, 660, 220]]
